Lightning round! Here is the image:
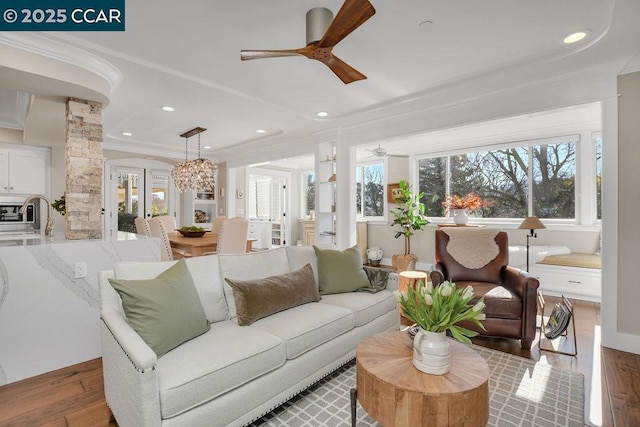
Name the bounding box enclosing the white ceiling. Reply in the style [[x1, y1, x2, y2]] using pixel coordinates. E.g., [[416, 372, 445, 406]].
[[1, 0, 639, 165]]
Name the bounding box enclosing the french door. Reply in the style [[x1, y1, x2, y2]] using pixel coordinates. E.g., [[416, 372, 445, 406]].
[[107, 166, 174, 237]]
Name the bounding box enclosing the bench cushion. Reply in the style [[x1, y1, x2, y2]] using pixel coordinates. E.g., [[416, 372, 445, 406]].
[[157, 320, 285, 419]]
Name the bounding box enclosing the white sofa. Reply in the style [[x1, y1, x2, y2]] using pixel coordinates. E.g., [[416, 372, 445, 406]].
[[99, 246, 400, 426]]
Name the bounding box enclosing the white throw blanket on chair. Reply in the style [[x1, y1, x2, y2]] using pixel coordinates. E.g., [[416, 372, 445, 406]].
[[442, 228, 500, 269]]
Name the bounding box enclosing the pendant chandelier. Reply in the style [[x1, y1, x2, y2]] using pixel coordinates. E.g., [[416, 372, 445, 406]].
[[171, 127, 217, 193]]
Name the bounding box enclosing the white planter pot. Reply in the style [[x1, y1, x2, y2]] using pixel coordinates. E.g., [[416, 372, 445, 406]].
[[413, 329, 451, 375], [453, 209, 469, 225]]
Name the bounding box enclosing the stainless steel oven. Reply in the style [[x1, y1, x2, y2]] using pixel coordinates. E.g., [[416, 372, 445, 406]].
[[0, 196, 40, 233]]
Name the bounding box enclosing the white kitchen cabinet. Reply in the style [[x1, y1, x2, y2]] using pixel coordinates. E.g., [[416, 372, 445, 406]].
[[529, 264, 601, 302], [248, 220, 272, 250], [0, 147, 49, 195]]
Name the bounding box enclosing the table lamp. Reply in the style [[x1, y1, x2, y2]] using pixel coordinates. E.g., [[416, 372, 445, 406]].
[[518, 216, 546, 272]]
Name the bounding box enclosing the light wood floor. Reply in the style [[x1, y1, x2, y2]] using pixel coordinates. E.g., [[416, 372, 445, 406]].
[[0, 295, 638, 426]]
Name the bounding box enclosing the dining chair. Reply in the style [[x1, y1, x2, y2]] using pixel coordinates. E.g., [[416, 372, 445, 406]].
[[154, 215, 177, 232], [149, 217, 191, 261], [134, 216, 151, 236], [216, 217, 249, 254], [211, 215, 227, 234]]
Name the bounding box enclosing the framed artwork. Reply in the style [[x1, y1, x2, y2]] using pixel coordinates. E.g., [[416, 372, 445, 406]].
[[387, 183, 402, 203]]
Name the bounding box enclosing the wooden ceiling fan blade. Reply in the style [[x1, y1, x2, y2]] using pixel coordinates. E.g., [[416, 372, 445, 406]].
[[241, 48, 306, 60], [323, 54, 366, 84], [318, 0, 375, 48]]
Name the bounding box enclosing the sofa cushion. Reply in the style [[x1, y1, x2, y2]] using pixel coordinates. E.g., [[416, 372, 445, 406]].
[[319, 290, 398, 327], [286, 243, 337, 287], [108, 259, 210, 357], [219, 247, 292, 318], [456, 281, 522, 320], [114, 256, 229, 323], [157, 320, 285, 419], [313, 245, 370, 295], [250, 303, 354, 359], [225, 264, 321, 326]]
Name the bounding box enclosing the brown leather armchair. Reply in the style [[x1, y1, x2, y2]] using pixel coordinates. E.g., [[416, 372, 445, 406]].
[[429, 229, 539, 349]]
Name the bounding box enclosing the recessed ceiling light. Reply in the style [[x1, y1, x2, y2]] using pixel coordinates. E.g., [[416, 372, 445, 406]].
[[256, 129, 266, 134], [316, 111, 328, 117], [203, 146, 211, 149], [161, 106, 175, 112], [563, 31, 587, 44], [121, 132, 133, 136]]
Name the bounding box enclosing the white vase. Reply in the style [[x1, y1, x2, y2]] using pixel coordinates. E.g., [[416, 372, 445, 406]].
[[413, 329, 451, 375], [453, 209, 469, 225]]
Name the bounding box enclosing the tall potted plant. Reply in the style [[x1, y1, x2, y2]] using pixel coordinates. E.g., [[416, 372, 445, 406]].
[[390, 180, 429, 271]]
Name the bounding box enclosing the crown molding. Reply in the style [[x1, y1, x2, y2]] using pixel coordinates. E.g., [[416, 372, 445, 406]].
[[0, 32, 122, 93]]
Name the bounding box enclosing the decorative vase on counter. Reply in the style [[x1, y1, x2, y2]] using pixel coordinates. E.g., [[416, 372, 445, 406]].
[[453, 209, 469, 225], [367, 247, 383, 266], [412, 328, 451, 375]]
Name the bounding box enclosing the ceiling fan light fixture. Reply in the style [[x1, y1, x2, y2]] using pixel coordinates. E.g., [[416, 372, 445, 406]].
[[306, 7, 333, 45], [240, 0, 376, 84], [368, 143, 387, 157]]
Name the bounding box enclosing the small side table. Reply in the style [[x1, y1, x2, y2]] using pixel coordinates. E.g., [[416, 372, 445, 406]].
[[355, 331, 489, 427]]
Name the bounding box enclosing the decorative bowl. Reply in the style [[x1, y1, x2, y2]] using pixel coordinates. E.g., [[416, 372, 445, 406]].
[[176, 229, 207, 238]]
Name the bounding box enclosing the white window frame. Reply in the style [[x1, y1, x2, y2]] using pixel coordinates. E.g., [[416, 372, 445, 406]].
[[412, 133, 602, 227], [356, 160, 385, 221]]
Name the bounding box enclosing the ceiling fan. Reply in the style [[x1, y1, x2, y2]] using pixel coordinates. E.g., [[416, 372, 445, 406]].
[[367, 144, 387, 157], [240, 0, 376, 84]]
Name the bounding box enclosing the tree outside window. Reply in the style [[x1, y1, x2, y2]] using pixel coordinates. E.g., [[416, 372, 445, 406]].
[[356, 163, 384, 217], [417, 139, 577, 219], [303, 170, 315, 216]]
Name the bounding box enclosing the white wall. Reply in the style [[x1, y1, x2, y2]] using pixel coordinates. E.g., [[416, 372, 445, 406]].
[[601, 71, 640, 354]]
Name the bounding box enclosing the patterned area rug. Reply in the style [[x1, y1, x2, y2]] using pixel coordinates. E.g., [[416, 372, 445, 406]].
[[250, 345, 584, 427]]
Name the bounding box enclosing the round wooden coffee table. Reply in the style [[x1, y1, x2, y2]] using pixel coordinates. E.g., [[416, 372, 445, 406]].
[[355, 330, 489, 427]]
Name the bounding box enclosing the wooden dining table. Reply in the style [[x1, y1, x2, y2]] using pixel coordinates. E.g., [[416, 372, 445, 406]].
[[167, 232, 255, 256]]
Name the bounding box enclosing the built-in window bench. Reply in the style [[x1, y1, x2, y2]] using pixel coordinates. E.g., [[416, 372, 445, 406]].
[[529, 253, 601, 302]]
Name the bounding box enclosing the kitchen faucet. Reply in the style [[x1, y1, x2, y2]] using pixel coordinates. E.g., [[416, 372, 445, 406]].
[[20, 195, 53, 237]]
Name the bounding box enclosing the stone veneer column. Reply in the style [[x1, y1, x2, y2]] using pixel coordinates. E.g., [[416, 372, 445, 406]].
[[65, 98, 103, 239]]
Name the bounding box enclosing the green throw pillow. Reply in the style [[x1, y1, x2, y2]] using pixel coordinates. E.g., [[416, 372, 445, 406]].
[[108, 259, 210, 357], [313, 245, 370, 295], [225, 263, 321, 326]]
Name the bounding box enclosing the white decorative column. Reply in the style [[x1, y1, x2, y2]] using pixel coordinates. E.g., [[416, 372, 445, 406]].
[[65, 98, 103, 240]]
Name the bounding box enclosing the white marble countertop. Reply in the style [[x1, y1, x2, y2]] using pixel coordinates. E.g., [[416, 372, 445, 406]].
[[0, 231, 144, 247]]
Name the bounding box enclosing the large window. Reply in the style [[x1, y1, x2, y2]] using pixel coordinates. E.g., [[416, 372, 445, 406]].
[[356, 162, 384, 218], [418, 138, 577, 219]]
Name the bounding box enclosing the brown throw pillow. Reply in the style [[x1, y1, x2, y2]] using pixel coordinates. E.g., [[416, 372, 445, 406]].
[[225, 263, 320, 326]]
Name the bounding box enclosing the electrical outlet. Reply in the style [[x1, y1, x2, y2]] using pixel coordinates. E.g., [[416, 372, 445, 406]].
[[74, 262, 87, 279]]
